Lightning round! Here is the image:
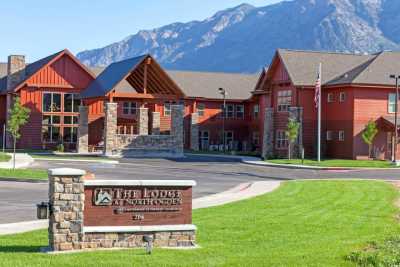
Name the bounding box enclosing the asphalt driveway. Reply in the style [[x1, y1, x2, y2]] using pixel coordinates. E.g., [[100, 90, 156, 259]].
[[1, 155, 400, 224]]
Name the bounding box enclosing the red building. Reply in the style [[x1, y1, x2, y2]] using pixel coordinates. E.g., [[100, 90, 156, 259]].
[[0, 48, 399, 160]]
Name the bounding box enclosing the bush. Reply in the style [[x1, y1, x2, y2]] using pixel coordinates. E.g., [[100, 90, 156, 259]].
[[56, 144, 64, 153], [348, 237, 400, 266]]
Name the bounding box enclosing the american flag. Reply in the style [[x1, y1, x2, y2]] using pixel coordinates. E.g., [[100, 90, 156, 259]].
[[314, 64, 322, 109]]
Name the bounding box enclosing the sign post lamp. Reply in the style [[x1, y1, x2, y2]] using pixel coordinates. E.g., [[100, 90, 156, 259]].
[[390, 74, 400, 163], [219, 87, 227, 153]]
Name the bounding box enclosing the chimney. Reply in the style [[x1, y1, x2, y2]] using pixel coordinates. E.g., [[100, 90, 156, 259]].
[[7, 55, 26, 91]]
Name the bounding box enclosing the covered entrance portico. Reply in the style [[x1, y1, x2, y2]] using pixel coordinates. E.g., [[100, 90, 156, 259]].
[[78, 55, 186, 157], [376, 116, 400, 161]]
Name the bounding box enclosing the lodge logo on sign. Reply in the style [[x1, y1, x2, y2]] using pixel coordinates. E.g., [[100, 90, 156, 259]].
[[94, 189, 113, 206]]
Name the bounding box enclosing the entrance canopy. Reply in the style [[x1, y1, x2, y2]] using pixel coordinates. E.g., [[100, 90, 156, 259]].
[[378, 116, 400, 131], [81, 54, 185, 100]]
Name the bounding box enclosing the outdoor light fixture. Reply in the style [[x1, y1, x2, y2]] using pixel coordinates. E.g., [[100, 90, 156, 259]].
[[36, 202, 50, 220], [389, 74, 400, 163], [143, 235, 154, 254], [218, 87, 227, 153]]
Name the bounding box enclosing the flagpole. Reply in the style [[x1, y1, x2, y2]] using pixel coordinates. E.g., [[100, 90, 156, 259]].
[[317, 63, 322, 162]]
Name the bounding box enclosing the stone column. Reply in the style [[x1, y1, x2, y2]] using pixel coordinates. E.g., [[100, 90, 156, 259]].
[[48, 168, 86, 252], [171, 105, 184, 155], [190, 113, 199, 151], [138, 108, 149, 136], [103, 102, 117, 156], [151, 112, 160, 135], [77, 106, 89, 153], [288, 107, 304, 158], [262, 108, 274, 159]]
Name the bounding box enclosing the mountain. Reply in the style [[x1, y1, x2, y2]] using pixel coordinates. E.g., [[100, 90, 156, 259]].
[[77, 0, 400, 73]]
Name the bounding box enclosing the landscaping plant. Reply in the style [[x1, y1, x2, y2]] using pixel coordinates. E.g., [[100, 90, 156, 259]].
[[286, 117, 300, 160], [7, 97, 30, 169], [362, 120, 378, 159]]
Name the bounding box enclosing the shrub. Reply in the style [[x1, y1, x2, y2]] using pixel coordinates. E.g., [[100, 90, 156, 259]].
[[56, 144, 64, 153]]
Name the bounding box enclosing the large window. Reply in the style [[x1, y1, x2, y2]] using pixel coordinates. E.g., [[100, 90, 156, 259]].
[[277, 90, 292, 112], [253, 105, 259, 119], [236, 105, 244, 119], [123, 102, 137, 115], [276, 130, 288, 149], [389, 93, 397, 113], [64, 93, 80, 113], [43, 92, 61, 112], [197, 103, 205, 116]]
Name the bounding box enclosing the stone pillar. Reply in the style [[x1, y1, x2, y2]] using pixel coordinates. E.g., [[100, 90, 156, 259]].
[[7, 55, 26, 91], [190, 113, 199, 151], [48, 168, 86, 252], [77, 106, 89, 153], [288, 107, 303, 158], [151, 112, 160, 135], [262, 108, 274, 159], [171, 105, 184, 155], [138, 108, 149, 136], [103, 102, 117, 156]]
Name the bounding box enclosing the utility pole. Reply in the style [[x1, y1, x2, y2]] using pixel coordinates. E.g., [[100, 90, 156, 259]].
[[390, 75, 400, 163], [219, 88, 227, 153]]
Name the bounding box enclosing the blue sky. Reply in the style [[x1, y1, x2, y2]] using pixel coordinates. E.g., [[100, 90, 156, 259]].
[[0, 0, 282, 62]]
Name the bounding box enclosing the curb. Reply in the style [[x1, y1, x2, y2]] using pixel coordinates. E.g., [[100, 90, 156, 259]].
[[33, 158, 119, 164], [0, 177, 47, 183]]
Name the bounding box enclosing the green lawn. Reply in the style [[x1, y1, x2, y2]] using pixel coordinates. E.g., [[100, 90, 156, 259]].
[[0, 169, 48, 180], [0, 153, 11, 162], [267, 158, 397, 168], [0, 180, 399, 266], [30, 154, 115, 162]]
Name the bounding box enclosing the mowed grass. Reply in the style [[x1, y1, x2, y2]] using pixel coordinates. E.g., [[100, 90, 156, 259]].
[[0, 152, 11, 162], [0, 168, 48, 180], [267, 158, 396, 168], [0, 181, 399, 266]]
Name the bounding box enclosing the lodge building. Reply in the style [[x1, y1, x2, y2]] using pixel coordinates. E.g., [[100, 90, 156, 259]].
[[0, 48, 399, 160]]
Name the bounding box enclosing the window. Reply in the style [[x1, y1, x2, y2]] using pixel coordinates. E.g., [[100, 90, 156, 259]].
[[389, 93, 397, 113], [164, 101, 177, 116], [64, 116, 78, 125], [197, 103, 205, 116], [327, 93, 334, 103], [253, 105, 259, 119], [277, 90, 292, 112], [42, 126, 61, 143], [63, 127, 78, 143], [123, 102, 137, 115], [339, 92, 346, 102], [226, 104, 234, 118], [326, 131, 333, 141], [199, 131, 209, 150], [276, 130, 288, 149], [224, 131, 234, 145], [339, 131, 345, 141], [252, 131, 260, 146], [235, 105, 244, 119], [43, 92, 61, 112], [64, 93, 80, 112]]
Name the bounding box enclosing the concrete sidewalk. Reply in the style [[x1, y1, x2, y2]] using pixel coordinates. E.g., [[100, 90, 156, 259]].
[[0, 180, 282, 236], [0, 153, 34, 169]]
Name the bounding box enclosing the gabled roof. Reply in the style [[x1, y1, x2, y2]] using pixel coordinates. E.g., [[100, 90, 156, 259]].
[[167, 71, 259, 100], [81, 55, 149, 98], [0, 49, 96, 93], [277, 49, 376, 86]]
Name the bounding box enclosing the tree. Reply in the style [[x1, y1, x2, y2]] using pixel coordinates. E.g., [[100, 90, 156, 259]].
[[362, 120, 378, 159], [286, 117, 300, 160], [7, 97, 30, 169]]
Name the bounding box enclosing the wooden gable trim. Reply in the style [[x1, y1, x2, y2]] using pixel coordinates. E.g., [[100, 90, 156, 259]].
[[14, 49, 96, 92]]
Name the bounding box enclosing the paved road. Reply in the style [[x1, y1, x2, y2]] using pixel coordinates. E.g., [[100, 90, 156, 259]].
[[1, 155, 400, 224]]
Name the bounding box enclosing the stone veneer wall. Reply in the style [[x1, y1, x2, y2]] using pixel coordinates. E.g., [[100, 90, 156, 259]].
[[48, 168, 195, 252], [190, 113, 199, 151], [138, 108, 149, 135], [171, 105, 184, 155], [103, 102, 118, 156], [151, 112, 160, 135], [77, 106, 89, 153], [262, 108, 274, 159]]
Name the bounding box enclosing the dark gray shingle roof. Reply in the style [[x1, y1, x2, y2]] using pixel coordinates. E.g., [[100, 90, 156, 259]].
[[166, 71, 259, 100], [81, 55, 147, 98]]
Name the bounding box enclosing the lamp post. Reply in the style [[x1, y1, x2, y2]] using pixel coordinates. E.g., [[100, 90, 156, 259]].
[[219, 88, 227, 153], [390, 74, 400, 163]]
